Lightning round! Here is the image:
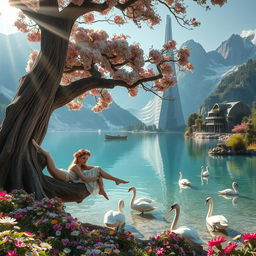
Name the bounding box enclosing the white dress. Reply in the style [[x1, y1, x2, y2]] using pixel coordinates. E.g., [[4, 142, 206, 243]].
[[68, 166, 100, 194]]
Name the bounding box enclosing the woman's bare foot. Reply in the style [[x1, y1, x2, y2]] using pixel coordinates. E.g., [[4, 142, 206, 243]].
[[99, 189, 109, 200], [32, 139, 49, 155], [115, 179, 129, 185]]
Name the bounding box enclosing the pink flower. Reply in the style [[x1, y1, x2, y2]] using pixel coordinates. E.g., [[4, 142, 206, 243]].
[[15, 241, 26, 248], [23, 231, 35, 237], [6, 251, 18, 256], [0, 192, 7, 197], [208, 236, 227, 247], [156, 247, 165, 256], [224, 242, 238, 253], [242, 233, 256, 242], [211, 0, 226, 7], [114, 16, 125, 25], [207, 246, 213, 256], [232, 122, 247, 133], [53, 249, 59, 254], [154, 234, 161, 240]]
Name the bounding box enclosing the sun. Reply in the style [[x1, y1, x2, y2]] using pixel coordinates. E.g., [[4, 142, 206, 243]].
[[0, 0, 19, 34]]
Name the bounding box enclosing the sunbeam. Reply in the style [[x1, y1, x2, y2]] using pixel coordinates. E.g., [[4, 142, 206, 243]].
[[0, 0, 19, 34]]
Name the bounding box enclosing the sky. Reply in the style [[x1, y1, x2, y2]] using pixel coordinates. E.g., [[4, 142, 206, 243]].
[[0, 0, 256, 108]]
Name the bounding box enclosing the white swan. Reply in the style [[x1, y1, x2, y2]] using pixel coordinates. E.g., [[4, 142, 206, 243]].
[[218, 182, 239, 196], [128, 187, 156, 214], [205, 197, 228, 231], [169, 203, 204, 245], [178, 172, 191, 186], [201, 166, 209, 177], [104, 200, 125, 232]]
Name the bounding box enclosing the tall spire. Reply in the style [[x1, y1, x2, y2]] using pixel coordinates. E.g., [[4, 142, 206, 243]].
[[158, 15, 185, 131], [136, 15, 185, 131]]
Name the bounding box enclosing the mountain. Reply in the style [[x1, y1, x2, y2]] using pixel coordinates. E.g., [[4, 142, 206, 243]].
[[200, 59, 256, 117], [0, 33, 142, 130], [178, 31, 256, 122]]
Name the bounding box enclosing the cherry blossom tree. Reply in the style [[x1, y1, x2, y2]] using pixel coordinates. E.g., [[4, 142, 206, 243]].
[[0, 0, 227, 202]]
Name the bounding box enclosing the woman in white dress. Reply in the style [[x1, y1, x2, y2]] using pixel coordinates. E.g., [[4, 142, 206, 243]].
[[32, 140, 129, 200]]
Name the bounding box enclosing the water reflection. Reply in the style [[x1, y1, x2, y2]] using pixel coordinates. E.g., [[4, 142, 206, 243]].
[[43, 132, 256, 241]]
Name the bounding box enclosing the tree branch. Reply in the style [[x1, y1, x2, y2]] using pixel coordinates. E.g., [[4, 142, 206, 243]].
[[61, 1, 109, 21], [54, 71, 163, 109]]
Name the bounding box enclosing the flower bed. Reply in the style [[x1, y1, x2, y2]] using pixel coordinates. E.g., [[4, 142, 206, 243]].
[[0, 191, 255, 255]]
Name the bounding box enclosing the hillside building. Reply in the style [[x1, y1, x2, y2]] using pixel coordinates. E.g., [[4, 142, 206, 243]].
[[201, 101, 251, 133]]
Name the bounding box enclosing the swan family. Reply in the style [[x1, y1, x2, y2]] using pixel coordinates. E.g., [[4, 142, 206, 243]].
[[102, 166, 239, 245]]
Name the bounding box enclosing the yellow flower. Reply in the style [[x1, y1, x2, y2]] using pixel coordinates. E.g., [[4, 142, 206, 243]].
[[40, 242, 52, 250], [109, 230, 115, 235], [50, 219, 58, 224], [104, 248, 112, 254]]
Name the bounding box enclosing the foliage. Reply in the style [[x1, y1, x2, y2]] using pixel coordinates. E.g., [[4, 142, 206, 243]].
[[142, 231, 194, 256], [125, 123, 160, 132], [207, 234, 256, 256], [231, 122, 248, 133], [0, 190, 196, 256], [187, 113, 201, 127], [226, 134, 247, 152], [201, 59, 256, 116]]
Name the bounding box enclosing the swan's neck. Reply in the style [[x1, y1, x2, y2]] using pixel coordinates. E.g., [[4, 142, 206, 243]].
[[179, 173, 182, 181], [207, 200, 213, 218], [232, 184, 238, 193], [118, 201, 123, 212], [201, 168, 204, 175], [170, 206, 180, 231], [130, 189, 136, 208]]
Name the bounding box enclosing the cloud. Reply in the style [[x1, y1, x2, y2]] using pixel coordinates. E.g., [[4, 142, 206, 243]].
[[240, 29, 256, 45]]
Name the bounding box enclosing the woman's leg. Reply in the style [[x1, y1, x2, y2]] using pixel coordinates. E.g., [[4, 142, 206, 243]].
[[98, 168, 129, 185], [97, 177, 109, 200], [32, 140, 68, 182]]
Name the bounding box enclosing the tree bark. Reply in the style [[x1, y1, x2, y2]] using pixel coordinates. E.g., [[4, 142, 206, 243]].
[[0, 15, 90, 202]]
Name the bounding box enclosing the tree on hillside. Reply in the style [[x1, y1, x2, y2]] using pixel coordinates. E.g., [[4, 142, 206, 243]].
[[0, 0, 227, 202]]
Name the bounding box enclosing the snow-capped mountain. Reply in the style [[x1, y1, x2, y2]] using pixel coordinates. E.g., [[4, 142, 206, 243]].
[[177, 31, 256, 121]]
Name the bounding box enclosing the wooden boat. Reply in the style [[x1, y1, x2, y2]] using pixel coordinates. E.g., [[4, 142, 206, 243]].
[[105, 134, 128, 140]]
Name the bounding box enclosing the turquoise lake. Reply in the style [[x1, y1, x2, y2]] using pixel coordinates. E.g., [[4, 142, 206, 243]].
[[43, 131, 256, 241]]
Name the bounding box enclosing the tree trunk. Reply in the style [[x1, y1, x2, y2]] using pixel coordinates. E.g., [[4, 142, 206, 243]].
[[0, 16, 90, 202]]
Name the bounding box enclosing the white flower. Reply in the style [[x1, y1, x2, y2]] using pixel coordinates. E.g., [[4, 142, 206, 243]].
[[70, 230, 80, 236], [0, 217, 17, 226], [40, 242, 52, 250], [63, 248, 71, 253], [55, 231, 61, 236]]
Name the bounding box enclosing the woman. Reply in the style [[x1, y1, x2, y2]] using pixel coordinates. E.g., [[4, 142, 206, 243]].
[[32, 140, 129, 200]]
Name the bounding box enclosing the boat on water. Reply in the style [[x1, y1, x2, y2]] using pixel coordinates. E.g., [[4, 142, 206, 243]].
[[105, 134, 128, 140]]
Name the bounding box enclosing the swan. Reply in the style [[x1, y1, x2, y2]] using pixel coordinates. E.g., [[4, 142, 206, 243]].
[[218, 182, 239, 196], [104, 200, 125, 232], [201, 166, 209, 177], [169, 203, 204, 245], [128, 187, 156, 214], [178, 172, 191, 186], [205, 197, 228, 231]]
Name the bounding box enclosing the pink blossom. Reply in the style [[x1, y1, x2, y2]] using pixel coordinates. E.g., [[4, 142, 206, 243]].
[[211, 0, 227, 6], [27, 31, 41, 42], [242, 233, 256, 242], [232, 123, 247, 133], [90, 89, 101, 96], [154, 234, 161, 240], [53, 224, 62, 231], [0, 192, 7, 197], [53, 249, 59, 254], [149, 49, 163, 64], [128, 87, 138, 97], [6, 251, 18, 256], [207, 246, 213, 256], [114, 16, 125, 25], [223, 242, 238, 253], [23, 231, 35, 237], [84, 13, 95, 24], [178, 47, 190, 66], [174, 3, 186, 14], [67, 101, 83, 111], [160, 62, 173, 75], [15, 241, 26, 248], [208, 236, 227, 247], [163, 40, 176, 50], [156, 247, 165, 256], [106, 0, 118, 7], [165, 0, 173, 5]]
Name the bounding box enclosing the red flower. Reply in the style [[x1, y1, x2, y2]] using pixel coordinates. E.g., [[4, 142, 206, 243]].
[[242, 233, 256, 242], [0, 192, 7, 197], [208, 236, 227, 247], [207, 246, 213, 256], [224, 242, 238, 253]]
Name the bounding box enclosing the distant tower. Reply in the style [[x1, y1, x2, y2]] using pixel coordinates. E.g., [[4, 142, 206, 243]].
[[137, 15, 185, 131], [158, 15, 185, 131]]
